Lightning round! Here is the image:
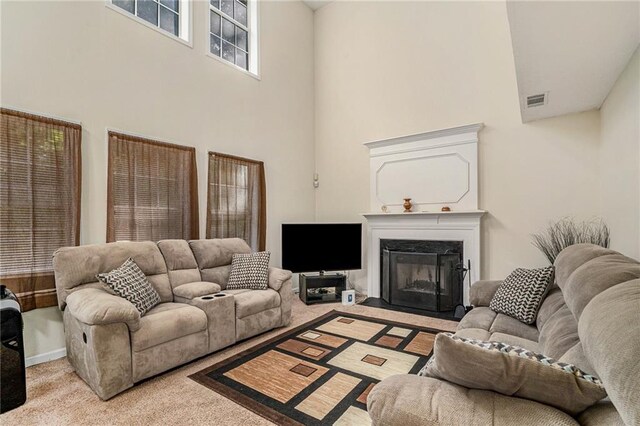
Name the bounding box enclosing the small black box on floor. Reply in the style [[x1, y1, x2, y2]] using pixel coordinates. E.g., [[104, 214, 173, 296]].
[[1, 285, 27, 413]]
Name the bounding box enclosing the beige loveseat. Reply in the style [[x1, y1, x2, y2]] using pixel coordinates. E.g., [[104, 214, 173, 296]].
[[368, 244, 640, 425], [52, 238, 293, 400]]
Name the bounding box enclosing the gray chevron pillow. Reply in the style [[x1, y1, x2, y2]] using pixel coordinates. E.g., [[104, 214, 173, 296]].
[[489, 266, 554, 324], [227, 251, 270, 290], [96, 258, 160, 316]]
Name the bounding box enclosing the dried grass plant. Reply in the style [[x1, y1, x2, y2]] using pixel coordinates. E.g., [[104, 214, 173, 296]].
[[532, 218, 610, 264]]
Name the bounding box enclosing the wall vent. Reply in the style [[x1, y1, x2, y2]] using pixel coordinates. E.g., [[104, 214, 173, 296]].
[[526, 93, 547, 108]]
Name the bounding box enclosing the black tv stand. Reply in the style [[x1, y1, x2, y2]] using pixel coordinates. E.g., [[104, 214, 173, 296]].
[[299, 273, 346, 305]]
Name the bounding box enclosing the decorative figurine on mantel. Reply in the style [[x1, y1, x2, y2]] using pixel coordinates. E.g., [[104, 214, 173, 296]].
[[403, 198, 413, 212], [441, 206, 451, 212]]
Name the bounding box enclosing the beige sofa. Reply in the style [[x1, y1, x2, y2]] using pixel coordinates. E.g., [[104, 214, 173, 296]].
[[52, 238, 293, 400], [368, 244, 640, 425]]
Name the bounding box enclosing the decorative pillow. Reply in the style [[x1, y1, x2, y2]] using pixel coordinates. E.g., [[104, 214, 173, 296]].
[[226, 251, 270, 290], [489, 266, 554, 324], [420, 333, 606, 415], [96, 258, 161, 316]]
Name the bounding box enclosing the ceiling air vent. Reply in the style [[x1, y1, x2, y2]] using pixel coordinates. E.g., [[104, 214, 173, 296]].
[[526, 93, 547, 108]]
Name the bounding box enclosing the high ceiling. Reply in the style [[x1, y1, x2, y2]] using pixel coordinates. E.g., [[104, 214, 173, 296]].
[[302, 0, 332, 11], [303, 1, 640, 123], [507, 0, 640, 122]]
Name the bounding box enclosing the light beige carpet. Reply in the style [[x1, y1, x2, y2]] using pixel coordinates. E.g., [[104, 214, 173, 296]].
[[1, 298, 457, 425]]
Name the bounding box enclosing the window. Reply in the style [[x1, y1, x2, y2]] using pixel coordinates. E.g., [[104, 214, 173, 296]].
[[107, 131, 199, 242], [0, 108, 82, 311], [209, 0, 256, 73], [207, 152, 265, 251], [110, 0, 190, 42]]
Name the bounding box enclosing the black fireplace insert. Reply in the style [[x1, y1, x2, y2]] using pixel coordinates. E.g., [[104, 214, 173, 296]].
[[381, 239, 464, 312]]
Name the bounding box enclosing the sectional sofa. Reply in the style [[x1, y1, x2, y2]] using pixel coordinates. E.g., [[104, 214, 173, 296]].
[[368, 244, 640, 425], [52, 238, 293, 400]]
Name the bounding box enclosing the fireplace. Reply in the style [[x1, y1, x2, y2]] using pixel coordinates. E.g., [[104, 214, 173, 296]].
[[381, 239, 464, 312]]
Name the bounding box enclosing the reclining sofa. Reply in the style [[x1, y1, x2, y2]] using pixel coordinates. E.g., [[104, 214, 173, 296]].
[[52, 238, 293, 400], [368, 244, 640, 425]]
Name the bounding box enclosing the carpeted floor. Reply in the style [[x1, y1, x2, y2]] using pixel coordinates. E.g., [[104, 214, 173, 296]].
[[1, 298, 457, 425]]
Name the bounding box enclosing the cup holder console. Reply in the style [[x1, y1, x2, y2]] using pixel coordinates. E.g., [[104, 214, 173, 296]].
[[201, 293, 226, 300]]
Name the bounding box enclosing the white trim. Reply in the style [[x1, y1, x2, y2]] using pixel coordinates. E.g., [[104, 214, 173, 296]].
[[104, 127, 196, 150], [363, 212, 485, 304], [207, 0, 260, 79], [363, 123, 484, 150], [25, 348, 66, 367], [205, 52, 261, 81], [105, 0, 193, 48], [0, 105, 82, 126]]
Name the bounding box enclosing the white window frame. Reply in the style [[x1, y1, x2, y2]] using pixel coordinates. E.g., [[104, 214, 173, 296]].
[[105, 0, 193, 47], [207, 0, 260, 79]]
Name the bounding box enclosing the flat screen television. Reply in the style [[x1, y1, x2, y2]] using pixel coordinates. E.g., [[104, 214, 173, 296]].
[[282, 223, 362, 273]]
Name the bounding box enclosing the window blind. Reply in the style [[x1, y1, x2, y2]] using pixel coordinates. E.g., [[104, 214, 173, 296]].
[[207, 152, 265, 251], [107, 131, 199, 242], [0, 108, 82, 311]]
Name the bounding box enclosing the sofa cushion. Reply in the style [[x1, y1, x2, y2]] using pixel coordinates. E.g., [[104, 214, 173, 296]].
[[559, 343, 596, 377], [489, 313, 540, 342], [577, 402, 625, 426], [234, 289, 280, 319], [227, 252, 270, 290], [455, 328, 491, 341], [457, 307, 497, 332], [157, 240, 202, 288], [488, 333, 539, 352], [53, 241, 171, 309], [130, 302, 207, 351], [201, 265, 232, 289], [157, 240, 199, 270], [536, 287, 566, 331], [554, 244, 617, 289], [579, 279, 640, 426], [224, 288, 251, 296], [422, 333, 607, 415], [189, 238, 251, 269], [489, 266, 554, 324], [97, 258, 161, 316], [538, 305, 579, 360], [469, 280, 503, 307], [173, 281, 221, 299], [368, 375, 579, 426], [562, 254, 640, 320]]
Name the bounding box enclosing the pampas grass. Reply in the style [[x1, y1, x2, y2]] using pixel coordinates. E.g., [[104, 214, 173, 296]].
[[532, 218, 610, 264]]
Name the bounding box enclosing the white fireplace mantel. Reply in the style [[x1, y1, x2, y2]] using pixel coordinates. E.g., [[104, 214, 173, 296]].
[[362, 124, 485, 305], [362, 211, 485, 304]]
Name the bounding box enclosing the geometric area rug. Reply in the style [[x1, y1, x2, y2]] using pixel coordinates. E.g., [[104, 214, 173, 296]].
[[189, 311, 445, 426]]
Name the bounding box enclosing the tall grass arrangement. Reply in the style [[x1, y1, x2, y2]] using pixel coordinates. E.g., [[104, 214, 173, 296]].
[[532, 218, 610, 264]]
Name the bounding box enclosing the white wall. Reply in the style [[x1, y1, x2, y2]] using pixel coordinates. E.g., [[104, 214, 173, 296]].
[[1, 0, 315, 358], [314, 1, 603, 293], [599, 47, 640, 259]]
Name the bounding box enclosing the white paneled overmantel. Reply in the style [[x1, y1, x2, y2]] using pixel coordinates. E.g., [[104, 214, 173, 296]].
[[362, 124, 486, 304], [364, 123, 483, 213]]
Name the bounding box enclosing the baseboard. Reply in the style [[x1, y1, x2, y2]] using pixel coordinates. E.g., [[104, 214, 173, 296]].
[[25, 347, 66, 367]]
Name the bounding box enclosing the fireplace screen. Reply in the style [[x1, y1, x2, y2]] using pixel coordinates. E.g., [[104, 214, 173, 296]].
[[382, 246, 462, 312]]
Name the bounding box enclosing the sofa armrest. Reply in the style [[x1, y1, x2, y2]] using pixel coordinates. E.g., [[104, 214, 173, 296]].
[[268, 267, 292, 291], [65, 288, 141, 331], [469, 280, 503, 307], [368, 375, 578, 426]]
